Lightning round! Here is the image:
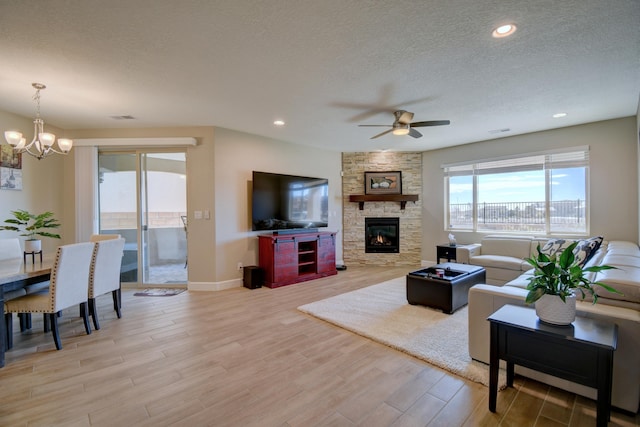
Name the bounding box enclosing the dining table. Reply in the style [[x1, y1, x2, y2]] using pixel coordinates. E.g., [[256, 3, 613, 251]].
[[0, 257, 52, 367]]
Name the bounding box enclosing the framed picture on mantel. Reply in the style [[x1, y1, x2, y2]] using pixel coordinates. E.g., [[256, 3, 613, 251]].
[[364, 171, 402, 195]]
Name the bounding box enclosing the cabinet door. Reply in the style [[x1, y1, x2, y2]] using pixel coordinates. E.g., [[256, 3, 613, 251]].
[[273, 240, 298, 283], [317, 234, 336, 273]]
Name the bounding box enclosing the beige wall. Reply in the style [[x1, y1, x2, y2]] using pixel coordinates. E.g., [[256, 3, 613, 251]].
[[637, 94, 640, 243], [64, 126, 342, 289], [0, 110, 67, 254], [65, 126, 217, 285], [3, 107, 638, 286], [421, 117, 639, 263], [213, 128, 343, 281]]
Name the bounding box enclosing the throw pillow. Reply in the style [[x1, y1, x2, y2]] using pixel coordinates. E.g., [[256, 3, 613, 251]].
[[572, 236, 604, 266], [540, 238, 567, 257]]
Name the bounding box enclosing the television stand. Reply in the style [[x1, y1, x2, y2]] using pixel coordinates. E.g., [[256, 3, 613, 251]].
[[272, 228, 318, 236], [258, 231, 337, 288]]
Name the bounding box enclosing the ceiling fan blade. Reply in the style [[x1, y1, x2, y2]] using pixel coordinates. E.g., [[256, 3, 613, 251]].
[[370, 129, 393, 139], [397, 111, 414, 124], [409, 128, 423, 138], [358, 124, 392, 127], [410, 120, 451, 127]]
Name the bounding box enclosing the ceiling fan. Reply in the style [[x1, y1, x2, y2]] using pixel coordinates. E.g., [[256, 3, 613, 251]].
[[358, 110, 450, 139]]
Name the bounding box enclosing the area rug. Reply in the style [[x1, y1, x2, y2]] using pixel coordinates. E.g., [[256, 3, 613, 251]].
[[133, 288, 186, 297], [298, 277, 505, 388]]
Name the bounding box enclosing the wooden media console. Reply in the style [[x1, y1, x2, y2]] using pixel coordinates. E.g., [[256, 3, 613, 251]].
[[258, 231, 337, 288]]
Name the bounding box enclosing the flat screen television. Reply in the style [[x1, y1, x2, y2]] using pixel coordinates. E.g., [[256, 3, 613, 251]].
[[252, 171, 329, 231]]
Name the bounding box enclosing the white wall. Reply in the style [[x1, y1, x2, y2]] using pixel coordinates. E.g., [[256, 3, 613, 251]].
[[422, 117, 638, 263], [213, 127, 343, 281]]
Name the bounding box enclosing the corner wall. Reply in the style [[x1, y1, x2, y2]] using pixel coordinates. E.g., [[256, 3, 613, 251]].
[[342, 152, 422, 266], [421, 117, 638, 263], [64, 126, 343, 290], [212, 128, 343, 283]]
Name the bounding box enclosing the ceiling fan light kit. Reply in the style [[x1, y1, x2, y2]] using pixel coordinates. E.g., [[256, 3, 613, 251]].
[[359, 110, 450, 140], [392, 124, 410, 136]]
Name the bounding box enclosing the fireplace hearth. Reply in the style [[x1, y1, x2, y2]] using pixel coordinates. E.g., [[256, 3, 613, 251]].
[[365, 217, 399, 253]]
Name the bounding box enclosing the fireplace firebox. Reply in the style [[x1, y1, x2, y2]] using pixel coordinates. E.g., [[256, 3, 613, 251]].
[[365, 217, 399, 253]]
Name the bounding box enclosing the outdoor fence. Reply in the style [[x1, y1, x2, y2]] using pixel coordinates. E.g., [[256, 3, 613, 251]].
[[449, 200, 585, 231]]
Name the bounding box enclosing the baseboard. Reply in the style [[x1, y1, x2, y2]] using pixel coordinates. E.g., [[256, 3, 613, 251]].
[[188, 278, 243, 292]]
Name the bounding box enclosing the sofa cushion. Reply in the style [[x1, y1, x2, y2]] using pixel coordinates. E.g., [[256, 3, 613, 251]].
[[572, 236, 603, 266], [539, 238, 569, 257], [607, 241, 640, 257], [595, 266, 640, 304], [602, 254, 640, 269], [480, 236, 532, 259], [469, 254, 530, 271], [504, 270, 534, 290]]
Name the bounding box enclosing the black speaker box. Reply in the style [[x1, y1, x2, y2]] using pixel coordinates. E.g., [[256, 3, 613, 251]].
[[243, 266, 264, 289]]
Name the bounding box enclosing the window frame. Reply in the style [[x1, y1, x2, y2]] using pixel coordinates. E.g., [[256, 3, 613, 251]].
[[443, 146, 590, 236]]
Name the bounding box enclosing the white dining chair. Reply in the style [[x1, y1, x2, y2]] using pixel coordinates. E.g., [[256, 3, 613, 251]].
[[4, 242, 95, 350], [88, 237, 125, 330], [0, 238, 31, 335], [0, 238, 21, 261], [0, 238, 26, 301]]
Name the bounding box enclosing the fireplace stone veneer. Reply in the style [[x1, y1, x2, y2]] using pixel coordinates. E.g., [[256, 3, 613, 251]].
[[365, 217, 399, 253]]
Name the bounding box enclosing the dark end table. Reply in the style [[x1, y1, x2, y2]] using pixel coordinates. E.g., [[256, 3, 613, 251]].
[[488, 305, 617, 427], [406, 263, 485, 314], [436, 244, 458, 263]]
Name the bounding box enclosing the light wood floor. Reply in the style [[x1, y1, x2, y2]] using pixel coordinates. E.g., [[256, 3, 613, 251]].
[[1, 266, 638, 426]]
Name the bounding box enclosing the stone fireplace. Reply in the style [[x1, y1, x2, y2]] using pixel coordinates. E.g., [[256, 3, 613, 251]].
[[365, 217, 399, 253], [342, 152, 422, 266]]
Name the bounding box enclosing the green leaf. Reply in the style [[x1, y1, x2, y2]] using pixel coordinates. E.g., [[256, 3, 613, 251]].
[[525, 287, 546, 304]]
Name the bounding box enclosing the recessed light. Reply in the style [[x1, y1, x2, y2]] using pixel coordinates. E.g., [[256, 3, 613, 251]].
[[552, 113, 567, 118], [492, 24, 517, 38], [273, 120, 285, 126]]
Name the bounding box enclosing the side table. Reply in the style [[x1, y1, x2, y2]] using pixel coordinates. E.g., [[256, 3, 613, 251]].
[[436, 244, 458, 263], [436, 244, 475, 263], [488, 305, 617, 427]]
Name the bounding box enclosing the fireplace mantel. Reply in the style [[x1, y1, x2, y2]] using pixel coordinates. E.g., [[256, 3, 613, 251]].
[[348, 194, 419, 210]]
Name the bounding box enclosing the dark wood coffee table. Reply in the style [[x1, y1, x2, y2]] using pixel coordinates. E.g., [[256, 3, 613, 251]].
[[406, 262, 485, 314]]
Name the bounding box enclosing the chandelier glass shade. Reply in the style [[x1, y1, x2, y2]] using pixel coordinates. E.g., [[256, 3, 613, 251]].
[[3, 83, 73, 160]]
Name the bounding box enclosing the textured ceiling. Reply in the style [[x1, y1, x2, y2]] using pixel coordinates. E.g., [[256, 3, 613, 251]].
[[0, 0, 638, 152]]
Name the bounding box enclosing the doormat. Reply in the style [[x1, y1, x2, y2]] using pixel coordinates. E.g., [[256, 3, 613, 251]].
[[133, 288, 186, 297]]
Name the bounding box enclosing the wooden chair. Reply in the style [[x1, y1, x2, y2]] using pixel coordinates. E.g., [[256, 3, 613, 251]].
[[4, 242, 95, 350], [88, 237, 125, 330]]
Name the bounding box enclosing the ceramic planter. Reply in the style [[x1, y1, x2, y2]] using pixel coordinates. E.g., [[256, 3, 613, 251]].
[[534, 293, 576, 326], [24, 239, 42, 253]]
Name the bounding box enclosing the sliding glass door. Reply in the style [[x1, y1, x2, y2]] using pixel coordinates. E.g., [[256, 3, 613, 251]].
[[97, 150, 187, 285]]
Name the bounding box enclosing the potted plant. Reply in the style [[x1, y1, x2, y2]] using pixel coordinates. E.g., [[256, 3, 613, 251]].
[[524, 241, 621, 325], [0, 209, 61, 253]]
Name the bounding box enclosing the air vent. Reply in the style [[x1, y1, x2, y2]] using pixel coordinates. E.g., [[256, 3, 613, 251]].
[[110, 115, 136, 120]]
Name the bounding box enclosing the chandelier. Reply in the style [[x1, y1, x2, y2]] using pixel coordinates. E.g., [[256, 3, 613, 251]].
[[4, 83, 73, 160]]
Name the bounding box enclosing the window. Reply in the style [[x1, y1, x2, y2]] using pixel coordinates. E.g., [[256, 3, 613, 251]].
[[444, 147, 589, 235]]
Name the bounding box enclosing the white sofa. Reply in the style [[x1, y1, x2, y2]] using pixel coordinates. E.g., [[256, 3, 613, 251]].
[[461, 235, 640, 413]]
